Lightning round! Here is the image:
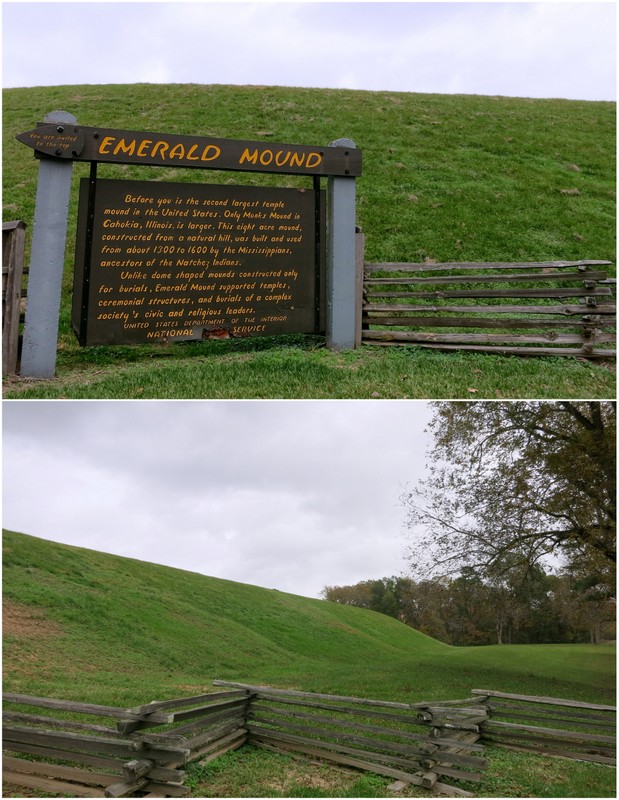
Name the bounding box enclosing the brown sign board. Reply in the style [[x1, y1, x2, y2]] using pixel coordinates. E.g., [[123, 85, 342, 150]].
[[72, 179, 325, 345], [17, 124, 361, 177]]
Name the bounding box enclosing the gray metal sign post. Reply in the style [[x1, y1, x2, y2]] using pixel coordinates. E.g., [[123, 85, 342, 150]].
[[20, 111, 77, 378], [326, 138, 358, 351]]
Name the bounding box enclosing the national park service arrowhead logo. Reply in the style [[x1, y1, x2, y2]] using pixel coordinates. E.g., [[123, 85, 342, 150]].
[[16, 123, 84, 159]]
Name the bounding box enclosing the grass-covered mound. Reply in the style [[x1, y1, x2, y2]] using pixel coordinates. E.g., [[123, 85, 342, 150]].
[[3, 530, 614, 706]]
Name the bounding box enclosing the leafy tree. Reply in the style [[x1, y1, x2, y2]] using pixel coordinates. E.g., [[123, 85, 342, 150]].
[[550, 569, 616, 644], [321, 582, 374, 609], [401, 401, 616, 593]]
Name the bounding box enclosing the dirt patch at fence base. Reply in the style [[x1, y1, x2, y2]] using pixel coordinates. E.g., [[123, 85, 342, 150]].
[[2, 600, 62, 638]]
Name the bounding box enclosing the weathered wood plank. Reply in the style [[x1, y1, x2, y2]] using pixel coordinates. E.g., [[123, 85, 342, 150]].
[[363, 302, 617, 315], [249, 721, 487, 771], [416, 697, 488, 709], [192, 731, 248, 765], [247, 719, 433, 759], [251, 732, 475, 797], [121, 758, 154, 780], [481, 727, 616, 755], [130, 690, 248, 715], [3, 711, 122, 736], [3, 725, 142, 758], [431, 764, 482, 783], [2, 755, 119, 787], [171, 707, 246, 737], [424, 736, 485, 752], [105, 777, 149, 797], [387, 779, 410, 791], [145, 764, 186, 783], [3, 724, 190, 764], [421, 706, 488, 718], [2, 769, 106, 797], [249, 721, 433, 771], [365, 271, 609, 285], [421, 732, 486, 769], [141, 780, 190, 797], [421, 769, 438, 788], [479, 739, 616, 765], [249, 694, 427, 727], [487, 700, 615, 721], [185, 720, 247, 751], [250, 729, 427, 784], [3, 693, 172, 723], [2, 739, 129, 770], [472, 690, 616, 712], [121, 758, 183, 783], [364, 260, 612, 274], [485, 703, 616, 728], [362, 315, 616, 330], [169, 696, 250, 724], [213, 680, 425, 710], [480, 729, 615, 758], [362, 340, 616, 358], [482, 720, 615, 744], [249, 704, 433, 745], [362, 331, 615, 345], [365, 288, 613, 299], [421, 750, 487, 770], [119, 700, 249, 736]]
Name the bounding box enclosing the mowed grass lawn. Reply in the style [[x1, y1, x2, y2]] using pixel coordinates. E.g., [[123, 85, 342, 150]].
[[3, 531, 616, 797], [2, 83, 616, 399]]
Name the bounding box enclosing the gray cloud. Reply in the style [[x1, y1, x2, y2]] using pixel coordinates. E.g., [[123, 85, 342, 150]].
[[3, 400, 432, 597], [2, 3, 615, 100]]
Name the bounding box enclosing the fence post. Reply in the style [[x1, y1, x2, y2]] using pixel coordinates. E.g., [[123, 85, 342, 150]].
[[2, 220, 27, 376], [20, 110, 77, 379], [355, 227, 365, 347], [326, 138, 358, 351]]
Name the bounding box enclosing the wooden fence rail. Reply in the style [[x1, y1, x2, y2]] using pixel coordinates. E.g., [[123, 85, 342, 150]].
[[472, 690, 616, 765], [359, 250, 616, 358], [2, 220, 27, 375]]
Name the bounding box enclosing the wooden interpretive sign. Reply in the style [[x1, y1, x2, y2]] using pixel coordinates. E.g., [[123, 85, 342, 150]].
[[16, 113, 360, 374], [72, 179, 325, 345], [17, 123, 362, 177]]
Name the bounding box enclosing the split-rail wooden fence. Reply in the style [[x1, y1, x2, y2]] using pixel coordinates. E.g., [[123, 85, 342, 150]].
[[3, 685, 616, 798], [358, 233, 616, 358]]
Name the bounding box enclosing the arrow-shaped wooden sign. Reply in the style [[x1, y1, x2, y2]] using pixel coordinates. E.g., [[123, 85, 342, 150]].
[[16, 123, 85, 159]]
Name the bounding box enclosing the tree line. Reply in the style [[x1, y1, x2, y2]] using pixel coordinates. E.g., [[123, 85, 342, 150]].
[[323, 402, 615, 646], [322, 566, 615, 646]]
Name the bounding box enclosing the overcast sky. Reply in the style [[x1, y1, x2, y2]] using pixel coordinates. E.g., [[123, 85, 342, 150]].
[[3, 401, 433, 598], [2, 1, 615, 101]]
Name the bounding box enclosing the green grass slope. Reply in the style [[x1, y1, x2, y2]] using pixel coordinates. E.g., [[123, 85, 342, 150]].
[[3, 530, 615, 709], [2, 84, 616, 399]]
